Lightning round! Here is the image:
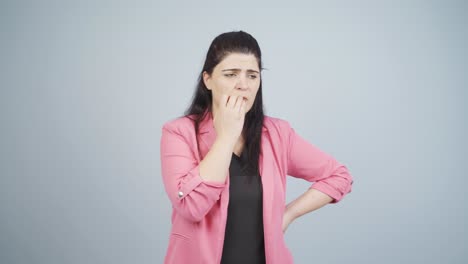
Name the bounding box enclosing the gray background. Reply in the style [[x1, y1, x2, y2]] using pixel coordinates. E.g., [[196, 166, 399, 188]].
[[1, 0, 467, 263]]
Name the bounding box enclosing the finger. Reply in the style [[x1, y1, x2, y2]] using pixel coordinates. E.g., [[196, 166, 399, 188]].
[[221, 94, 229, 107], [238, 98, 245, 114], [233, 95, 243, 109], [228, 95, 240, 109], [225, 95, 232, 107], [241, 100, 246, 115]]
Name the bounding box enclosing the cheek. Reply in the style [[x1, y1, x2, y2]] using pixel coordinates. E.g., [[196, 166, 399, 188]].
[[210, 85, 227, 105], [253, 86, 260, 97], [212, 80, 232, 93]]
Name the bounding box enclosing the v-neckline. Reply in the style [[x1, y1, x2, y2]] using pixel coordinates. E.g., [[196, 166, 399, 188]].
[[232, 150, 243, 160]]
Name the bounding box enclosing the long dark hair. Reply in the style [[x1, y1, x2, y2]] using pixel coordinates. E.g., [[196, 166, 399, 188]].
[[184, 30, 265, 176]]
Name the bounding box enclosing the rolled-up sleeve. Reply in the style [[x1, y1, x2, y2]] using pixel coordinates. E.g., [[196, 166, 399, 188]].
[[160, 124, 226, 222], [285, 122, 353, 203]]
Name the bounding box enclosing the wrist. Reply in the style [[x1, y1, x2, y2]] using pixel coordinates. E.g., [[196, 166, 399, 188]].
[[216, 135, 237, 148], [285, 206, 297, 223]]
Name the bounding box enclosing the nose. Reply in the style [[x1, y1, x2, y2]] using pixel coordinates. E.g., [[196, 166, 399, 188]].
[[235, 75, 249, 91]]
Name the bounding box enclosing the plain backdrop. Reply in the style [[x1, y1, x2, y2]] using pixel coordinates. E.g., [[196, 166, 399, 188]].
[[1, 1, 467, 263]]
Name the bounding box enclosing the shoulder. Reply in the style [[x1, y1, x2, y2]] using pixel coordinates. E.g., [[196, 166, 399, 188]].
[[263, 115, 293, 133], [161, 114, 195, 135]]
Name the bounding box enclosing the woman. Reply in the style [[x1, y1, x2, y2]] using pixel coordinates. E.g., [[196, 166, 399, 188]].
[[160, 30, 353, 264]]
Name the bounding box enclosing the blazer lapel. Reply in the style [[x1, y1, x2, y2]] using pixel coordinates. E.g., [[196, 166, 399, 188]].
[[197, 111, 217, 159]]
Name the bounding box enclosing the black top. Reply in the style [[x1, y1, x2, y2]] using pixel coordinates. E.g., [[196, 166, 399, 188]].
[[220, 151, 266, 264]]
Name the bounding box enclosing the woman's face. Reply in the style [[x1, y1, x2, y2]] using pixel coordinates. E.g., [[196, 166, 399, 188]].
[[203, 52, 261, 113]]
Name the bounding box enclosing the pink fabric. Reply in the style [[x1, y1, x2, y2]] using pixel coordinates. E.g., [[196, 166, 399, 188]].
[[160, 111, 353, 264]]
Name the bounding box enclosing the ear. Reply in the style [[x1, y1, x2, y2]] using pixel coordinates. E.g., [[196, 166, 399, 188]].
[[203, 71, 212, 90]]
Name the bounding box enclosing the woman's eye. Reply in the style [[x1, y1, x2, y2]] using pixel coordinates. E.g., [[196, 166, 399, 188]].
[[224, 73, 258, 79]]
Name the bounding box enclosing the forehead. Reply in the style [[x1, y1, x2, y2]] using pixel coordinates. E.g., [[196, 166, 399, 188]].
[[217, 53, 259, 71]]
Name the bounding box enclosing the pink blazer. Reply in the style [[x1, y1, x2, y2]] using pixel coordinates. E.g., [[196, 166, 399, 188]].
[[160, 111, 353, 264]]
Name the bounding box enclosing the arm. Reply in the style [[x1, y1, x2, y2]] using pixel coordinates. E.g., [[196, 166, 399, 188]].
[[282, 188, 333, 232], [283, 122, 353, 230], [198, 134, 236, 183], [160, 124, 234, 222]]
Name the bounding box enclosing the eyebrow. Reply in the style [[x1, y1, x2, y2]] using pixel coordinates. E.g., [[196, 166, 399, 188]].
[[222, 68, 260, 74]]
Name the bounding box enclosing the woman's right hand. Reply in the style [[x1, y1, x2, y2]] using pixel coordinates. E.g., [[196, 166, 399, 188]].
[[213, 94, 246, 144]]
